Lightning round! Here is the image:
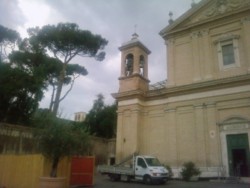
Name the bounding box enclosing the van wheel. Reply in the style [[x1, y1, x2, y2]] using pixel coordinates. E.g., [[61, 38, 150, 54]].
[[143, 175, 152, 184], [126, 175, 131, 182], [160, 179, 167, 184], [109, 174, 120, 181]]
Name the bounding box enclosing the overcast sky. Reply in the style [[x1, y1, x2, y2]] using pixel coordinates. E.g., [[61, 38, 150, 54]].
[[1, 0, 200, 120]]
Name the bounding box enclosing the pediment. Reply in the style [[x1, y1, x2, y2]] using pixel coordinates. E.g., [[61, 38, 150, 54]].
[[160, 0, 250, 37], [219, 117, 250, 131], [221, 117, 249, 125]]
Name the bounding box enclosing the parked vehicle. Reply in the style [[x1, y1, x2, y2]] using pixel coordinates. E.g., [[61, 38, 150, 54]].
[[97, 153, 169, 184]]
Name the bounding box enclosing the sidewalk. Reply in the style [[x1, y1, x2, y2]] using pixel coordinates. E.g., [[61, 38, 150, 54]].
[[92, 174, 250, 188]]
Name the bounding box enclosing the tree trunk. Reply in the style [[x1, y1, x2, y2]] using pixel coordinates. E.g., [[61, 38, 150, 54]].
[[50, 157, 59, 177], [49, 85, 56, 111], [52, 64, 66, 115]]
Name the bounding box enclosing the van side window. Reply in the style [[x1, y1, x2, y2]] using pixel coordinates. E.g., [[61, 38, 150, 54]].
[[137, 158, 147, 168]]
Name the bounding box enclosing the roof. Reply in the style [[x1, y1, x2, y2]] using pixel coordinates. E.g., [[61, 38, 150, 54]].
[[159, 0, 210, 38], [160, 0, 250, 38], [119, 33, 151, 54]]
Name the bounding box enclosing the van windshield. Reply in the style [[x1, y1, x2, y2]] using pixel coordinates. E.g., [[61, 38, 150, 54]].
[[145, 157, 161, 167]]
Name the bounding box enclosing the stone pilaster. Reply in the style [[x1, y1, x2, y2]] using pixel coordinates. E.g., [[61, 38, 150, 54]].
[[241, 16, 250, 73], [120, 53, 126, 77], [166, 38, 175, 86], [205, 102, 220, 166], [194, 104, 206, 166], [165, 108, 178, 166], [144, 55, 149, 79], [130, 107, 141, 153], [191, 31, 202, 82], [201, 29, 213, 79], [115, 109, 124, 163], [133, 50, 140, 74]]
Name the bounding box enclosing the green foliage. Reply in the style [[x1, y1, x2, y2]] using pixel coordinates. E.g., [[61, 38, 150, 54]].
[[0, 47, 62, 125], [33, 109, 90, 177], [30, 23, 108, 61], [180, 161, 201, 181], [0, 23, 108, 172], [26, 23, 108, 115], [85, 94, 117, 138], [0, 25, 58, 125], [0, 25, 20, 61], [163, 164, 173, 179], [0, 62, 44, 125], [0, 23, 107, 125], [0, 25, 20, 43]]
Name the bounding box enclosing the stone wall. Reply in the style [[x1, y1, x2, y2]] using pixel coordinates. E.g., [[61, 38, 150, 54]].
[[0, 123, 116, 165]]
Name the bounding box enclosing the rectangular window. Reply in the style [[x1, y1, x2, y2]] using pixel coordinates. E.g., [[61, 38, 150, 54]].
[[215, 35, 240, 70], [221, 43, 235, 66]]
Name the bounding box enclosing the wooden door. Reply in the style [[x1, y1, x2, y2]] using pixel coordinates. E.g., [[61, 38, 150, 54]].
[[70, 156, 95, 186], [226, 134, 250, 177]]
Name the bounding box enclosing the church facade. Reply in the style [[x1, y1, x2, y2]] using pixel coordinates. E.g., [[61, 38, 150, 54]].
[[112, 0, 250, 178]]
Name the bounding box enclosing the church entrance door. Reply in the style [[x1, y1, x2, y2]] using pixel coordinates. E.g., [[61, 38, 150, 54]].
[[226, 134, 250, 177]]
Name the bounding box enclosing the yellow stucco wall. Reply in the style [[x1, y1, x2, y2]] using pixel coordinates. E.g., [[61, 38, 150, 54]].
[[116, 90, 250, 177], [0, 154, 70, 188], [166, 3, 250, 87], [115, 0, 250, 178]]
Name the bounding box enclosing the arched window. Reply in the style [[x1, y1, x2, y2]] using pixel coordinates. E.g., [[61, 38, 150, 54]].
[[125, 54, 133, 76], [139, 55, 144, 75]]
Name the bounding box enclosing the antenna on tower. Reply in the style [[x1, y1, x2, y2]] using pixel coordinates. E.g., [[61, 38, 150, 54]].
[[134, 24, 137, 33], [131, 24, 139, 40], [191, 0, 197, 8], [168, 11, 174, 24]]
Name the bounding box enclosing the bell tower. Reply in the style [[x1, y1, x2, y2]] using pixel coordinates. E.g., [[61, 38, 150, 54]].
[[118, 33, 151, 93], [114, 33, 151, 162]]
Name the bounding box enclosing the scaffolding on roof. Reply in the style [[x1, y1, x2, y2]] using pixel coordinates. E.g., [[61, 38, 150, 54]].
[[149, 79, 167, 90]]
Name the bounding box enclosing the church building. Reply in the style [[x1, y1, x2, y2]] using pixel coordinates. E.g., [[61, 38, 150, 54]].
[[112, 0, 250, 178]]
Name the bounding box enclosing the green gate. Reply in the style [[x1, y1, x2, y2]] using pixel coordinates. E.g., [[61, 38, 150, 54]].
[[226, 134, 250, 177]]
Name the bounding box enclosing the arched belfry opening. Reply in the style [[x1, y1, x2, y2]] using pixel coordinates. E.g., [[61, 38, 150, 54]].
[[139, 55, 145, 76], [118, 33, 151, 93], [125, 53, 134, 76]]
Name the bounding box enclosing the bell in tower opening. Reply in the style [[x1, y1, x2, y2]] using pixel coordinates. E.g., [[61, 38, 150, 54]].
[[139, 55, 145, 76], [125, 54, 134, 76]]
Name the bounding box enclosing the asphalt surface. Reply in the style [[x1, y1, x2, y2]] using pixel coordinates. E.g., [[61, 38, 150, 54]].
[[90, 174, 250, 188]]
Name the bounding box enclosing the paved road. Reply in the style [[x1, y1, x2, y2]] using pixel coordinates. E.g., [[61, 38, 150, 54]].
[[91, 175, 250, 188]]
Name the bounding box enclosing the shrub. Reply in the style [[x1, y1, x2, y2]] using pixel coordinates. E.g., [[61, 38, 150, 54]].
[[180, 161, 201, 181], [33, 110, 90, 177], [163, 164, 174, 179]]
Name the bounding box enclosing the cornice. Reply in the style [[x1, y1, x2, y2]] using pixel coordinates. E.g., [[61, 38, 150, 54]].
[[159, 0, 210, 38], [160, 0, 250, 39], [147, 74, 250, 99], [167, 7, 250, 38], [119, 39, 151, 54], [111, 90, 146, 101], [119, 73, 150, 82], [112, 74, 250, 101]]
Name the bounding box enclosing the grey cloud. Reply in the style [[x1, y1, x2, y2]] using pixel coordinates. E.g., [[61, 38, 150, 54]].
[[7, 0, 198, 118], [0, 0, 26, 29]]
